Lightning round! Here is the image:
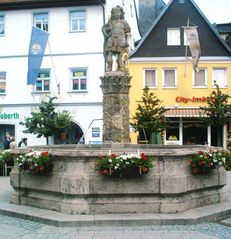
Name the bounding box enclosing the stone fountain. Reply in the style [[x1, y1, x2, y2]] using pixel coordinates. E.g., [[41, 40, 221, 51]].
[[9, 6, 227, 215]]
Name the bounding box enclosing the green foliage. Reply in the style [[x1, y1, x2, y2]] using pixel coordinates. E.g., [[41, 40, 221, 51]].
[[0, 150, 16, 166], [220, 150, 231, 171], [20, 96, 73, 141], [131, 87, 167, 141], [95, 153, 154, 177], [200, 84, 231, 126], [188, 149, 231, 174]]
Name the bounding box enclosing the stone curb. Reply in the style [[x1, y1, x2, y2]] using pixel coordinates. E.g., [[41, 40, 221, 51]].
[[0, 201, 231, 227]]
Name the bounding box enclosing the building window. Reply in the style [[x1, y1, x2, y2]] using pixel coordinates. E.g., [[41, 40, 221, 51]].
[[193, 68, 207, 87], [144, 69, 157, 88], [0, 15, 4, 35], [33, 12, 48, 31], [212, 68, 227, 88], [166, 119, 180, 141], [35, 70, 50, 92], [163, 69, 176, 87], [71, 68, 87, 91], [167, 28, 180, 45], [70, 10, 86, 32], [0, 72, 6, 94]]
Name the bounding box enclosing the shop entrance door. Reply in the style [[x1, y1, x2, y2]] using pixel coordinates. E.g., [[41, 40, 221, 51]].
[[183, 121, 207, 145], [54, 122, 84, 144], [0, 125, 15, 149], [211, 125, 223, 147]]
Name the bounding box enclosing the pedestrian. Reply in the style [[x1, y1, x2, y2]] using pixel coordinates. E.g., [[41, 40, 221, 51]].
[[3, 136, 10, 149], [9, 136, 16, 149], [18, 138, 27, 148]]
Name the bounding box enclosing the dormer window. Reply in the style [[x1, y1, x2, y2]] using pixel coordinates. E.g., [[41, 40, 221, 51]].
[[167, 28, 180, 45]]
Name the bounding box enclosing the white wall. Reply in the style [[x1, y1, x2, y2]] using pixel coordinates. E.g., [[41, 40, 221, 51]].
[[0, 1, 140, 146]]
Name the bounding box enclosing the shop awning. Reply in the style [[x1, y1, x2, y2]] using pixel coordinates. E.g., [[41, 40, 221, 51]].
[[165, 108, 206, 117]]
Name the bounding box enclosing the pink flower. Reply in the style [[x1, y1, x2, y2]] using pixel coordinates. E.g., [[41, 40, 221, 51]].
[[39, 165, 45, 171], [102, 169, 108, 175]]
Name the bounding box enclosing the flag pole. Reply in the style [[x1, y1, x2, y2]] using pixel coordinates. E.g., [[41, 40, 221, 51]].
[[47, 40, 60, 95], [184, 18, 190, 78], [41, 18, 60, 95]]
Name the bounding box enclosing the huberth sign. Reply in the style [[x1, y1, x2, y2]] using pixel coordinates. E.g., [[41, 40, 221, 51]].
[[0, 112, 19, 119]]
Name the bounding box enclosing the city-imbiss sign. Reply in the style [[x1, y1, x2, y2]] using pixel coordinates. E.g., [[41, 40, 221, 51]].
[[176, 96, 212, 104]]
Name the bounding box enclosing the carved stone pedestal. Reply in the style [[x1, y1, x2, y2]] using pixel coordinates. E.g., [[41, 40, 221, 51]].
[[100, 72, 131, 143]]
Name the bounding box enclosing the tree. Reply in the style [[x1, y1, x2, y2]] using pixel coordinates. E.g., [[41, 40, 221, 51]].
[[20, 96, 73, 145], [131, 87, 167, 143], [200, 84, 231, 147]]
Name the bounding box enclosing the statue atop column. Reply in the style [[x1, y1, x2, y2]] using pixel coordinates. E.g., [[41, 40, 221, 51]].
[[100, 6, 132, 143], [102, 5, 131, 74]]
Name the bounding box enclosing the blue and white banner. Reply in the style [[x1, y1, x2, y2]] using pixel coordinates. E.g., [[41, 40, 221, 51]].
[[27, 27, 49, 85]]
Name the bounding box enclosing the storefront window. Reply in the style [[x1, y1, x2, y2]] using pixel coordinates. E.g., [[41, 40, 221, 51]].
[[183, 120, 207, 145], [166, 119, 179, 140]]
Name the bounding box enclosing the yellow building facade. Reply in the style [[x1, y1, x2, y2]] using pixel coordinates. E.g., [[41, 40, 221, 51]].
[[128, 0, 231, 147], [129, 59, 231, 146]]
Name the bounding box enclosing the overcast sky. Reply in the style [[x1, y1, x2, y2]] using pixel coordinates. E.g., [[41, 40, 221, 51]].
[[162, 0, 231, 24]]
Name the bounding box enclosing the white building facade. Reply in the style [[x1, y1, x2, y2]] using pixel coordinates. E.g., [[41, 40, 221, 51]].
[[0, 0, 140, 148]]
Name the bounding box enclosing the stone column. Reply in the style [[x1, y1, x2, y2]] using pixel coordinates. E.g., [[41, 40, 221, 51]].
[[100, 72, 131, 143]]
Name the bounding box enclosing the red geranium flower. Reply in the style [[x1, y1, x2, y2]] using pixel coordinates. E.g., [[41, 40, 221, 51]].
[[140, 153, 148, 161], [110, 153, 117, 158], [41, 151, 49, 156], [142, 167, 148, 173]]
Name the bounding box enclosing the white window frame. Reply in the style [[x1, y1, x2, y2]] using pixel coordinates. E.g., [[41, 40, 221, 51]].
[[143, 69, 157, 88], [167, 28, 180, 46], [162, 68, 177, 88], [193, 68, 207, 88], [35, 70, 50, 92], [0, 72, 6, 94], [212, 67, 227, 88], [70, 68, 88, 92], [164, 118, 181, 145], [0, 15, 4, 35], [70, 9, 86, 32], [33, 12, 49, 31]]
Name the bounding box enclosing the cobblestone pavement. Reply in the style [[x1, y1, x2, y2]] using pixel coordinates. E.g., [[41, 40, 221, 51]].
[[0, 214, 231, 239]]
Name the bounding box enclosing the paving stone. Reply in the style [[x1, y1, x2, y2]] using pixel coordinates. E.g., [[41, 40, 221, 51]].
[[1, 216, 231, 239], [1, 175, 231, 239], [222, 217, 231, 226]]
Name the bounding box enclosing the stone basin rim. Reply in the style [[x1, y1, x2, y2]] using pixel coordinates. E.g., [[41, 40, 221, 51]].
[[9, 144, 220, 157]]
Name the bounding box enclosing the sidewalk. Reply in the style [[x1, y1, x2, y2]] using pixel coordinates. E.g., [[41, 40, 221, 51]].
[[0, 173, 231, 227]]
